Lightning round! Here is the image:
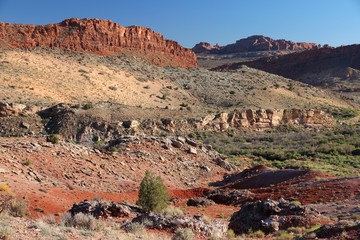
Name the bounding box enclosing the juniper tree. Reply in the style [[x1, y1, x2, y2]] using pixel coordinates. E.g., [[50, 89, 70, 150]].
[[136, 170, 169, 213]]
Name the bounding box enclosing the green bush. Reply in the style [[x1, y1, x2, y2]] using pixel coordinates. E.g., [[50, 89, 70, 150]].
[[47, 134, 59, 144], [136, 171, 169, 213]]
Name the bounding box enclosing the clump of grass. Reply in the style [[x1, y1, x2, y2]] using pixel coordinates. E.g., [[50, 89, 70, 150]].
[[8, 198, 28, 217], [173, 228, 194, 240], [248, 229, 265, 238], [23, 158, 31, 166], [272, 230, 293, 239], [123, 222, 147, 236], [0, 212, 12, 240], [161, 206, 184, 217], [61, 212, 105, 231], [226, 229, 236, 239], [291, 200, 302, 206]]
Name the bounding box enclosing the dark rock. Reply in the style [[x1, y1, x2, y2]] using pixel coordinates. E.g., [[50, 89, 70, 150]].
[[127, 212, 226, 237], [228, 198, 321, 235], [206, 189, 253, 206], [311, 222, 360, 239], [70, 199, 141, 218], [187, 198, 215, 207], [213, 157, 236, 171], [185, 138, 198, 147], [171, 139, 183, 148]]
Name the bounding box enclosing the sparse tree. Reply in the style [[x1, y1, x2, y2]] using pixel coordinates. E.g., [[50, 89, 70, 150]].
[[136, 170, 169, 213]]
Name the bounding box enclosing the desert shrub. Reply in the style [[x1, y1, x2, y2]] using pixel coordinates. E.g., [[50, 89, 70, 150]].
[[226, 229, 236, 239], [193, 124, 360, 176], [136, 170, 169, 213], [173, 228, 194, 240], [272, 230, 293, 239], [161, 206, 184, 217], [0, 183, 12, 195], [23, 158, 31, 166], [47, 134, 59, 144], [124, 222, 146, 235], [0, 225, 12, 240], [248, 229, 265, 238], [329, 107, 358, 120], [8, 198, 28, 217], [287, 226, 305, 234], [0, 212, 12, 240], [61, 212, 104, 231]]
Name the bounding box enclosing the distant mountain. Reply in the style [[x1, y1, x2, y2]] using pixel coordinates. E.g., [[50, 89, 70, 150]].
[[0, 18, 198, 68], [192, 35, 320, 54]]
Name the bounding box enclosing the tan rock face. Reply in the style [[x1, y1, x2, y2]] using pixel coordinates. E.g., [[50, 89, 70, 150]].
[[0, 18, 198, 68]]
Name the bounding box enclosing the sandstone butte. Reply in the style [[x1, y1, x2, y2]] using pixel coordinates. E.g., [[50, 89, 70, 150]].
[[192, 35, 320, 54], [0, 18, 198, 68]]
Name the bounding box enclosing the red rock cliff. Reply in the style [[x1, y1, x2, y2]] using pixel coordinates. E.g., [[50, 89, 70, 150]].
[[0, 18, 198, 68]]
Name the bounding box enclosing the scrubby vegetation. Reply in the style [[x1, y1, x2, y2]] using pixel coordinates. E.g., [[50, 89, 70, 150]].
[[137, 170, 170, 213], [192, 124, 360, 176], [47, 134, 60, 144], [173, 228, 195, 240]]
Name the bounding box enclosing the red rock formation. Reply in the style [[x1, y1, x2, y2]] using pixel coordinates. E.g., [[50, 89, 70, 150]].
[[192, 42, 222, 53], [213, 44, 360, 80], [0, 18, 198, 68], [193, 35, 320, 54]]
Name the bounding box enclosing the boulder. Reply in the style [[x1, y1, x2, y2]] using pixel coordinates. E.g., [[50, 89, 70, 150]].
[[228, 198, 321, 235], [69, 200, 141, 218], [0, 102, 27, 117], [206, 189, 253, 206], [187, 198, 215, 207]]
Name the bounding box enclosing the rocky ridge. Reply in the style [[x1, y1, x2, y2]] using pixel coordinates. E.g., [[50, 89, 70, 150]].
[[192, 35, 320, 54], [0, 18, 198, 68], [0, 103, 334, 143]]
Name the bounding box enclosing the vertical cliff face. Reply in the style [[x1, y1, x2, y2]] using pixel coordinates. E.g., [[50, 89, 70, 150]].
[[0, 18, 198, 68]]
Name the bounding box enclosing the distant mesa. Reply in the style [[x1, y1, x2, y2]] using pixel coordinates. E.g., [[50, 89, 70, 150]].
[[192, 35, 320, 54], [0, 18, 198, 68]]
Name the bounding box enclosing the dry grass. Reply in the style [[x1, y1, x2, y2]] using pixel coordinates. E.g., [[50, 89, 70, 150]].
[[0, 48, 352, 113], [61, 212, 105, 231]]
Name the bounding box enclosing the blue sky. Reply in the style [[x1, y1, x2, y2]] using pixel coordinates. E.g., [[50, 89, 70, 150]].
[[0, 0, 359, 48]]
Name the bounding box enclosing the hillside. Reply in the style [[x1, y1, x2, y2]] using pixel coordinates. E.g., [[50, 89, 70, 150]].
[[213, 44, 360, 103], [0, 47, 353, 115], [0, 18, 197, 68]]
